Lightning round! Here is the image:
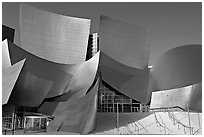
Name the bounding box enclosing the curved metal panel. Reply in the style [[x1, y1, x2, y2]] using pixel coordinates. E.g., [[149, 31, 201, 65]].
[[151, 44, 202, 92], [150, 85, 192, 109], [2, 39, 11, 68], [99, 15, 150, 69], [100, 52, 149, 104], [82, 91, 97, 134], [19, 3, 90, 64], [47, 78, 99, 134], [42, 51, 100, 100], [7, 41, 99, 107], [38, 102, 60, 116], [189, 83, 202, 112], [63, 51, 100, 98], [8, 71, 53, 107], [2, 59, 25, 105], [7, 41, 73, 100], [45, 51, 100, 100], [39, 53, 100, 115]]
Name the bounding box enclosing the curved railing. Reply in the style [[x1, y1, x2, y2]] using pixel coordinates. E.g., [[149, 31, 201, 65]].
[[118, 106, 201, 135], [157, 111, 173, 134], [153, 110, 172, 134], [150, 106, 201, 135], [167, 109, 194, 134]]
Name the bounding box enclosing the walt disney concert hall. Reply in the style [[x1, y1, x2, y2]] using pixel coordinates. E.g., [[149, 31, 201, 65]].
[[2, 3, 202, 135]]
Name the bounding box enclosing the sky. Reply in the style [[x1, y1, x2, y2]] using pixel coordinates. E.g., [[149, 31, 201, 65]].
[[2, 2, 202, 65]]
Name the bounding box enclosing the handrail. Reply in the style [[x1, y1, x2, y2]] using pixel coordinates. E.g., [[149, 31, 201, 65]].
[[156, 111, 172, 132], [150, 106, 185, 111], [153, 111, 171, 134], [168, 110, 191, 128], [133, 122, 140, 134], [167, 109, 194, 134], [193, 128, 200, 135], [137, 121, 148, 133]]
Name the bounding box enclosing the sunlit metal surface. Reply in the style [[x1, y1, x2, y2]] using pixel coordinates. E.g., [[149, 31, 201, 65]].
[[20, 3, 90, 64], [2, 39, 11, 69], [189, 83, 202, 112], [99, 15, 150, 69], [150, 85, 192, 109], [7, 40, 99, 108], [2, 59, 25, 105]]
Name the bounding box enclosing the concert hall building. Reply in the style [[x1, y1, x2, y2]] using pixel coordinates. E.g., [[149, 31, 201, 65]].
[[2, 3, 202, 135]]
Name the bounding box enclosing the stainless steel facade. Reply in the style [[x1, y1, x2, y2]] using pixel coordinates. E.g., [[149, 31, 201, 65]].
[[19, 4, 91, 64], [2, 3, 202, 135]]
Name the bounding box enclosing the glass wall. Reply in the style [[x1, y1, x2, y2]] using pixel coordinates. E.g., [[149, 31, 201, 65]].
[[97, 80, 141, 113], [24, 116, 47, 133], [2, 113, 14, 129]]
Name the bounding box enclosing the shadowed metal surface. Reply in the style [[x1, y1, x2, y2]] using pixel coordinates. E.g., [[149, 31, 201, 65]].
[[7, 41, 73, 102], [2, 59, 25, 105], [99, 15, 150, 69], [43, 51, 100, 100], [2, 39, 11, 68], [150, 44, 202, 92], [189, 83, 202, 112], [8, 71, 53, 107], [19, 3, 90, 64], [47, 78, 99, 134], [100, 52, 149, 104], [2, 25, 15, 42], [150, 85, 192, 109], [6, 40, 100, 107], [39, 52, 100, 116]]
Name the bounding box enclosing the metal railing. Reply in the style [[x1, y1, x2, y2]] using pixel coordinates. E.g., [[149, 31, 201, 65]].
[[149, 106, 185, 112], [115, 106, 200, 135], [167, 109, 194, 134], [120, 121, 149, 135], [153, 110, 172, 134], [151, 106, 201, 135], [132, 122, 140, 134], [193, 128, 201, 135], [136, 121, 148, 134]]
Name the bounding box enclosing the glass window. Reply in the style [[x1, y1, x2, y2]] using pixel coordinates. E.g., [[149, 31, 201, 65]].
[[123, 104, 131, 112], [40, 118, 47, 130], [97, 81, 143, 113], [33, 118, 40, 131], [25, 118, 32, 129]]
